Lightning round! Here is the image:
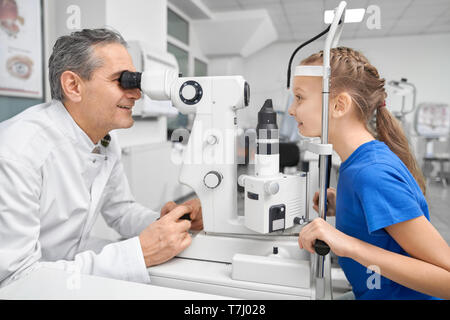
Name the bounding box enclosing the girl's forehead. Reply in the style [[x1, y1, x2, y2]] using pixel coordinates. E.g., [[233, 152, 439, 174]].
[[293, 76, 322, 93]]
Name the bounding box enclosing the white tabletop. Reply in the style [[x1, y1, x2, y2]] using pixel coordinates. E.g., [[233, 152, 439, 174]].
[[0, 266, 233, 300]]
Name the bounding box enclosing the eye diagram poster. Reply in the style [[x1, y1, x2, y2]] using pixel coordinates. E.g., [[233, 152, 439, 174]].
[[0, 0, 43, 98]]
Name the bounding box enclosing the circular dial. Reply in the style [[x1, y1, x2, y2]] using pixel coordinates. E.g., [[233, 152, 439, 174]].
[[179, 80, 203, 105], [264, 181, 279, 195], [203, 171, 223, 189]]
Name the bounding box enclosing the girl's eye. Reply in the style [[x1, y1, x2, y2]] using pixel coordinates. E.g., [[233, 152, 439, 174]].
[[296, 95, 302, 101]]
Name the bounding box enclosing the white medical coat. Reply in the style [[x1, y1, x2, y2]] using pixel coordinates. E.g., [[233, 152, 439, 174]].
[[0, 100, 159, 287]]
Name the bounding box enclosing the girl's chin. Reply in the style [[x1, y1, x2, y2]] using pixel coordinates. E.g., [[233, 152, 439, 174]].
[[298, 128, 319, 138]]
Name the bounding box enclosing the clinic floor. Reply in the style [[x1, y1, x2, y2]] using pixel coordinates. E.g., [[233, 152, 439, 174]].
[[426, 181, 450, 244]]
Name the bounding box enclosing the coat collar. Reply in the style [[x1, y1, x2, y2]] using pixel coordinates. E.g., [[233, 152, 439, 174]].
[[47, 100, 100, 153]]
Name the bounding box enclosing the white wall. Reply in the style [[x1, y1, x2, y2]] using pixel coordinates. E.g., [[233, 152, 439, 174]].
[[167, 2, 209, 76], [208, 56, 245, 77], [240, 33, 450, 129], [105, 0, 167, 52]]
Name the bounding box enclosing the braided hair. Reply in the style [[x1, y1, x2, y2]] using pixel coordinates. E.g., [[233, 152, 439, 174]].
[[301, 47, 426, 195]]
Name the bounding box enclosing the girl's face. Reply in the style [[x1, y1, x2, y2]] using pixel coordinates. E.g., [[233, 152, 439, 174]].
[[288, 75, 324, 138]]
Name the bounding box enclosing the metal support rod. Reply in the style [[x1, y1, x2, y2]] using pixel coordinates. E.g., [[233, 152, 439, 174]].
[[314, 3, 346, 299], [315, 68, 331, 281], [305, 170, 310, 223]]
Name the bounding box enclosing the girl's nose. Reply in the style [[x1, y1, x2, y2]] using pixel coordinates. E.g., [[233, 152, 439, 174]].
[[288, 103, 295, 116]]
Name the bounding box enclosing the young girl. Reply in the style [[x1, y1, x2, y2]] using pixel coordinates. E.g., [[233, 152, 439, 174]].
[[289, 47, 450, 300]]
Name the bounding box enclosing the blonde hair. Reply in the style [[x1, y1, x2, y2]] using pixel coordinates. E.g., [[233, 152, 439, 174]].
[[301, 47, 426, 195]]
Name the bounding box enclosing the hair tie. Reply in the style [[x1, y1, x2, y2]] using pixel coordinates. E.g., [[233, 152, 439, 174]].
[[379, 101, 386, 109]]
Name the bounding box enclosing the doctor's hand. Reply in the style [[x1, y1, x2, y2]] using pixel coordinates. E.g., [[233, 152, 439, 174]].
[[313, 187, 337, 217], [160, 198, 203, 231], [298, 218, 355, 258], [139, 205, 192, 267]]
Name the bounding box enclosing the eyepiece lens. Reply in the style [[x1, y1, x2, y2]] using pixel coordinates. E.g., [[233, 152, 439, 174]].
[[119, 71, 142, 89]]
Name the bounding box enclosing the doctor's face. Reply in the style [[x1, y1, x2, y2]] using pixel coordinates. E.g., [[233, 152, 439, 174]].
[[81, 42, 141, 132], [288, 74, 323, 137]]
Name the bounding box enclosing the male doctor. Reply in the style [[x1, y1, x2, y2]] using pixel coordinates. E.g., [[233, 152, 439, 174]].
[[0, 28, 203, 287]]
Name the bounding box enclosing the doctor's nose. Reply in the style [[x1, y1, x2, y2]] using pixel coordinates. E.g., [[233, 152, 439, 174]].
[[125, 88, 141, 100]]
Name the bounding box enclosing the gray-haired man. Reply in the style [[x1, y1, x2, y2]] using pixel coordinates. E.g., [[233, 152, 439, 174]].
[[0, 28, 202, 287]]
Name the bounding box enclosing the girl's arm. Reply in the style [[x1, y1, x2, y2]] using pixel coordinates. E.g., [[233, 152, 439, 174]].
[[299, 216, 450, 299]]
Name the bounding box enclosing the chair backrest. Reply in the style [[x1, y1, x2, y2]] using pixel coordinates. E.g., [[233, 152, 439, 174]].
[[414, 103, 450, 138]]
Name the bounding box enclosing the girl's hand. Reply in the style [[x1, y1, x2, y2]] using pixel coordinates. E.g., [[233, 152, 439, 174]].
[[298, 218, 355, 257], [313, 187, 337, 216]]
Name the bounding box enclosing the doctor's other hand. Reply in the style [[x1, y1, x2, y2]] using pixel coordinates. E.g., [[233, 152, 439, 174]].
[[313, 187, 336, 216], [298, 218, 355, 257], [139, 205, 192, 267], [160, 198, 203, 231]]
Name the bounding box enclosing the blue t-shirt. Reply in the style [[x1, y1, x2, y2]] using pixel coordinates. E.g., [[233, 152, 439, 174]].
[[335, 140, 438, 300]]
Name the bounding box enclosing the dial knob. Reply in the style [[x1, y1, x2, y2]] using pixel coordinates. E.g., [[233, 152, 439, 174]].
[[179, 80, 203, 105], [181, 85, 196, 100], [206, 135, 218, 145], [203, 171, 222, 189], [264, 181, 279, 195]]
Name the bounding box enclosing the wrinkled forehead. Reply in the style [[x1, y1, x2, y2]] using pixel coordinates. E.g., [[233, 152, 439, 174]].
[[92, 42, 136, 76]]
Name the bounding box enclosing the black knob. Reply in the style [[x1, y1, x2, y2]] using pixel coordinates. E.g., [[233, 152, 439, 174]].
[[293, 216, 305, 225], [179, 213, 191, 221], [314, 240, 330, 256], [300, 161, 309, 173], [244, 81, 250, 106]]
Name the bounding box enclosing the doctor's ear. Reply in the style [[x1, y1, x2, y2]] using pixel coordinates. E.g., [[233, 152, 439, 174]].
[[60, 71, 83, 103], [330, 92, 353, 119]]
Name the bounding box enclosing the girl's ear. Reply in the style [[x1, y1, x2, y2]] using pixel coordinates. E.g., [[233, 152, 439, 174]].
[[331, 92, 352, 119]]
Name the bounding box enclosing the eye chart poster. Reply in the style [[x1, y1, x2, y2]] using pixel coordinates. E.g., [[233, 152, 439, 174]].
[[0, 0, 43, 98]]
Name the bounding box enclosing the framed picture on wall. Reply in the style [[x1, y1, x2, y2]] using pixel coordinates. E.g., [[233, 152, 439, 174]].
[[0, 0, 43, 99]]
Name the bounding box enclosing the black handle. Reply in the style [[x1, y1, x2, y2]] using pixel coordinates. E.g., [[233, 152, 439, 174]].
[[314, 240, 330, 256], [179, 213, 191, 221], [315, 154, 333, 256]]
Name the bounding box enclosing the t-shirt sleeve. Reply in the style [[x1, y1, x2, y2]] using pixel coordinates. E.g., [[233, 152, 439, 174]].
[[354, 164, 424, 234]]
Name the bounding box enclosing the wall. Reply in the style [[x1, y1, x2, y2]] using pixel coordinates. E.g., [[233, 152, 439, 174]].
[[208, 55, 245, 77], [105, 0, 167, 52], [167, 2, 209, 77]]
